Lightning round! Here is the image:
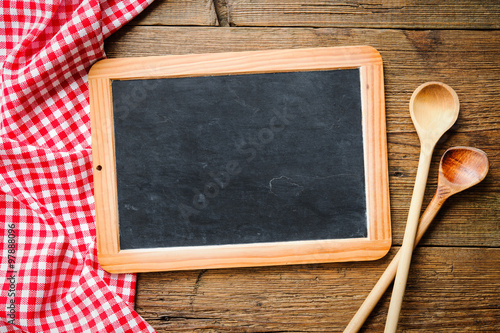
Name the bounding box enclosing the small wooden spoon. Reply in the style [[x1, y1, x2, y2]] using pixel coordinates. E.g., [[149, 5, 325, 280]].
[[344, 146, 489, 333], [385, 82, 460, 332]]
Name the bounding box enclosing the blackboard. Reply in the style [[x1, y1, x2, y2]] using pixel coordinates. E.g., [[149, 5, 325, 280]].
[[89, 46, 391, 273]]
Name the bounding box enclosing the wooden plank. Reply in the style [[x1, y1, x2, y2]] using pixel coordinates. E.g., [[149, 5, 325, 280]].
[[104, 27, 500, 247], [134, 247, 500, 332], [226, 0, 500, 29], [128, 0, 218, 26]]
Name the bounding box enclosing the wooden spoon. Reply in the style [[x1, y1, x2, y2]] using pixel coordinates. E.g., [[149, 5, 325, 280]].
[[385, 82, 460, 332], [344, 146, 489, 333]]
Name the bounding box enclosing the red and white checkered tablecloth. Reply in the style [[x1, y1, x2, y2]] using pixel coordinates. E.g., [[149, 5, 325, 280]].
[[0, 1, 157, 331]]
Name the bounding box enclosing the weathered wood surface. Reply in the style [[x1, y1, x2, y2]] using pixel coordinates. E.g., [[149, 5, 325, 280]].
[[129, 0, 218, 26], [126, 0, 500, 29], [225, 0, 500, 29], [103, 1, 500, 331], [135, 247, 500, 332], [105, 27, 500, 247]]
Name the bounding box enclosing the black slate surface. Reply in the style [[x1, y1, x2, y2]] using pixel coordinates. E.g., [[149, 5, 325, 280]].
[[112, 69, 367, 250]]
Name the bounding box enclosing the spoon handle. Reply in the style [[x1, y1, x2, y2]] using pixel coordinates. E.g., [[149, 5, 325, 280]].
[[385, 149, 433, 333], [343, 191, 447, 333]]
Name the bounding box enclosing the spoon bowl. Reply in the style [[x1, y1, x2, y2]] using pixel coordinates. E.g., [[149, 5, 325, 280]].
[[439, 146, 489, 194], [410, 82, 460, 145]]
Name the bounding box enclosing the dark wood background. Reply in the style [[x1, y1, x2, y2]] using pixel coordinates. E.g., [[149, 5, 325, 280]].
[[104, 1, 500, 331]]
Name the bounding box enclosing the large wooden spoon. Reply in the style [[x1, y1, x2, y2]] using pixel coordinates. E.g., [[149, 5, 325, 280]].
[[385, 82, 460, 332], [344, 146, 489, 333]]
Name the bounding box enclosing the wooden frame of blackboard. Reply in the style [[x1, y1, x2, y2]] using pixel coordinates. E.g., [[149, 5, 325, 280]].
[[89, 46, 391, 273]]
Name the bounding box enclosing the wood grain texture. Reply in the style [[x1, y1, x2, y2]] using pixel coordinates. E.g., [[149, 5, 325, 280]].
[[101, 0, 500, 328], [89, 77, 120, 255], [90, 46, 391, 273], [213, 0, 230, 27], [104, 26, 500, 247], [134, 247, 500, 332], [226, 0, 500, 29], [94, 46, 385, 79], [128, 0, 218, 26]]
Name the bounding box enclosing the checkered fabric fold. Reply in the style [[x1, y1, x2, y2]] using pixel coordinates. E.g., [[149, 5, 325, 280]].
[[1, 0, 156, 331]]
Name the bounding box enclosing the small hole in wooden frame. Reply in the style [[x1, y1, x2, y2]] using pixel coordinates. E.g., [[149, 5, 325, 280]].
[[96, 165, 102, 171]]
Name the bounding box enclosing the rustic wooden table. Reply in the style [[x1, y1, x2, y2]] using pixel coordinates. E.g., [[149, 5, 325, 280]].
[[104, 1, 499, 331]]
